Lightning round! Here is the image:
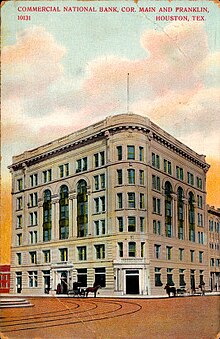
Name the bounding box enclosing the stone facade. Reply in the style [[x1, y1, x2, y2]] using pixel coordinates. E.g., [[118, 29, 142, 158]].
[[9, 113, 214, 296], [207, 206, 220, 291]]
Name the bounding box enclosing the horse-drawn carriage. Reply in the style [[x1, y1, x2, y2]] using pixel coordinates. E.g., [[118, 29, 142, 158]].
[[68, 282, 101, 297]]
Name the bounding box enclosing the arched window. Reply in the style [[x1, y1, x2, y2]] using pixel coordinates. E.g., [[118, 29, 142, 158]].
[[177, 187, 184, 240], [165, 182, 172, 237], [188, 192, 195, 242], [43, 190, 52, 242], [59, 185, 69, 239], [77, 180, 88, 237]]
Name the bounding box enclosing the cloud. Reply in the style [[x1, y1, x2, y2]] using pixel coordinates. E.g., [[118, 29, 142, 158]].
[[1, 22, 219, 171], [2, 26, 66, 99]]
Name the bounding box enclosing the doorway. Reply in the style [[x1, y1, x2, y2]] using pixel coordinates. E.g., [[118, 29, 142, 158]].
[[61, 271, 68, 294], [16, 274, 22, 293], [126, 270, 139, 294]]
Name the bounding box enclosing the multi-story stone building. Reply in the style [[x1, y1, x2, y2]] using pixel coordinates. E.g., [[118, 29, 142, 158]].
[[9, 113, 211, 296], [207, 206, 220, 291]]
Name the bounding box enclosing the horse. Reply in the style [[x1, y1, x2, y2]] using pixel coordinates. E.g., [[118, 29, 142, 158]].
[[164, 284, 176, 297], [85, 285, 101, 298]]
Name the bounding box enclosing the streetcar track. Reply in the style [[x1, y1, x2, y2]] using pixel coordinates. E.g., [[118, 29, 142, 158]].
[[1, 299, 142, 334]]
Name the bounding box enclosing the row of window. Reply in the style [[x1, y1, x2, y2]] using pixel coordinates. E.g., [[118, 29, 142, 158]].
[[151, 152, 203, 188], [209, 242, 220, 251], [16, 144, 204, 192], [210, 258, 220, 267], [154, 245, 205, 263], [16, 241, 147, 266], [16, 151, 106, 190], [154, 268, 204, 288], [209, 220, 220, 233], [16, 267, 106, 288]]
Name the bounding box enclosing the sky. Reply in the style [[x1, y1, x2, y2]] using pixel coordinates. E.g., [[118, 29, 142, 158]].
[[1, 0, 220, 263]]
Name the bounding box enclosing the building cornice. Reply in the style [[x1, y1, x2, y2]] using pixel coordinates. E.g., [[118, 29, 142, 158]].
[[8, 113, 209, 172]]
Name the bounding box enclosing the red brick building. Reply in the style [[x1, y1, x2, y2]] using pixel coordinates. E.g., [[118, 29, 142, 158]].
[[0, 265, 10, 293]]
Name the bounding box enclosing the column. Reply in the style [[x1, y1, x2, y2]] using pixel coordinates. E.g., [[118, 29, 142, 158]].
[[38, 200, 43, 242], [183, 198, 188, 240], [52, 196, 59, 240], [69, 191, 77, 238], [87, 186, 92, 236], [171, 193, 177, 238]]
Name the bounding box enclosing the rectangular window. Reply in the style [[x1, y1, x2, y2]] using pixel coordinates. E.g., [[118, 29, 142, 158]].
[[128, 192, 135, 208], [152, 175, 160, 191], [153, 198, 161, 214], [141, 242, 145, 257], [29, 212, 38, 226], [196, 177, 203, 189], [94, 220, 105, 235], [17, 233, 22, 246], [100, 151, 105, 166], [128, 216, 136, 232], [117, 169, 123, 185], [176, 166, 184, 180], [164, 159, 172, 175], [127, 145, 135, 160], [43, 250, 51, 263], [179, 248, 184, 261], [140, 217, 145, 232], [155, 268, 162, 286], [78, 246, 87, 261], [94, 175, 99, 190], [17, 197, 23, 210], [94, 198, 99, 213], [95, 244, 105, 259], [100, 174, 105, 189], [153, 220, 161, 235], [198, 231, 204, 244], [199, 251, 203, 263], [128, 242, 136, 257], [198, 213, 203, 227], [139, 170, 144, 185], [77, 269, 87, 287], [29, 251, 37, 264], [197, 195, 203, 208], [94, 267, 106, 287], [29, 193, 38, 207], [28, 271, 38, 287], [94, 153, 99, 167], [59, 163, 69, 178], [117, 193, 123, 209], [94, 220, 99, 235], [17, 215, 22, 228], [43, 169, 52, 183], [17, 253, 22, 265], [152, 153, 160, 169], [187, 172, 194, 186], [76, 157, 87, 172], [30, 174, 38, 187], [118, 242, 123, 257], [139, 146, 144, 161], [154, 244, 161, 259], [166, 246, 172, 260], [140, 193, 144, 209], [100, 196, 105, 212], [118, 217, 124, 232], [17, 178, 23, 191], [190, 250, 194, 262], [128, 169, 135, 184], [117, 146, 122, 161], [60, 248, 68, 262], [29, 231, 37, 244]]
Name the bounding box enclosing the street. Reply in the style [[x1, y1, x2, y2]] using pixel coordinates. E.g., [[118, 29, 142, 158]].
[[0, 295, 219, 339]]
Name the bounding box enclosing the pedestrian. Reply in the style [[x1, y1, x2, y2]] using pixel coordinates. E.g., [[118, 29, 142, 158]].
[[56, 283, 61, 294]]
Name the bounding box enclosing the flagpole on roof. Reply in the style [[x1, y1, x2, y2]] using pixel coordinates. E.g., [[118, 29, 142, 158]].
[[127, 73, 130, 113]]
